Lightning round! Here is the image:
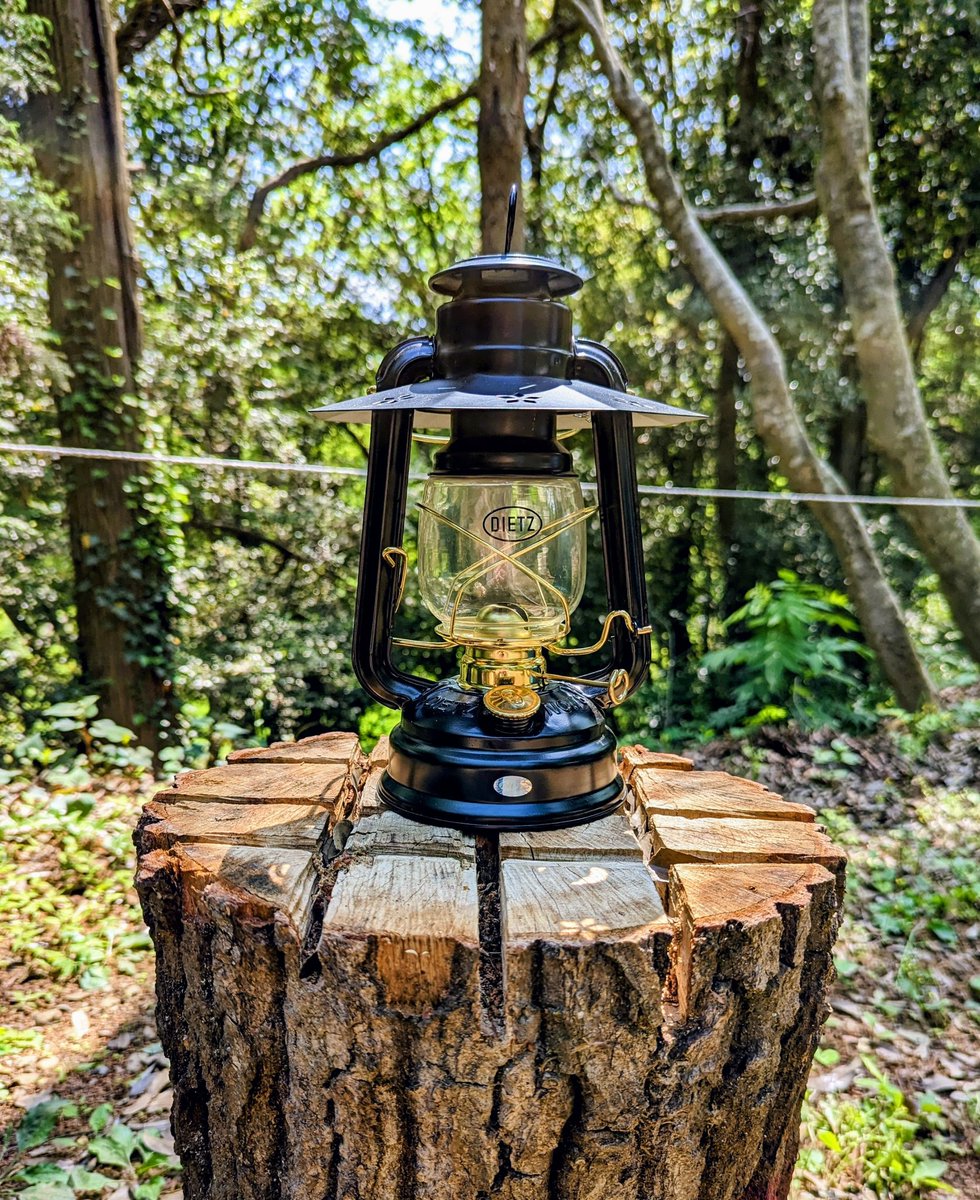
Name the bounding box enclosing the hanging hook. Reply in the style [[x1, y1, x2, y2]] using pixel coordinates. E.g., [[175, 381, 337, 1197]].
[[504, 183, 519, 255]]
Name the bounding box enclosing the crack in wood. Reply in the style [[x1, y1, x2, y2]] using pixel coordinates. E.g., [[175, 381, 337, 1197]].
[[474, 832, 505, 1037]]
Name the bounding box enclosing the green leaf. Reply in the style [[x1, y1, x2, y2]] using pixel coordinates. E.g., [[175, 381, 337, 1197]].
[[50, 717, 84, 732], [89, 1102, 113, 1132], [69, 1167, 118, 1193], [19, 1185, 75, 1200], [43, 696, 100, 719], [813, 1047, 840, 1067], [817, 1129, 842, 1153], [137, 1150, 174, 1171], [927, 918, 958, 945], [80, 964, 110, 991], [910, 1158, 950, 1183], [212, 721, 249, 739], [14, 1165, 71, 1185], [88, 718, 135, 744], [134, 1179, 167, 1200], [17, 1098, 75, 1152], [88, 1124, 137, 1168]]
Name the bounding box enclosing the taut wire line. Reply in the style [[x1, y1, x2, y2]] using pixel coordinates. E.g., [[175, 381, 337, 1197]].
[[1, 441, 978, 510]]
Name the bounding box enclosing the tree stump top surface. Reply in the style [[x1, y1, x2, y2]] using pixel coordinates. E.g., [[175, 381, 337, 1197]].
[[137, 733, 844, 1020]]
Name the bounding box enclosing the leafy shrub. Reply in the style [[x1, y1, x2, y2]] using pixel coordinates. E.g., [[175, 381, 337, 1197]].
[[8, 1098, 180, 1199], [699, 570, 874, 731], [799, 1057, 956, 1195]]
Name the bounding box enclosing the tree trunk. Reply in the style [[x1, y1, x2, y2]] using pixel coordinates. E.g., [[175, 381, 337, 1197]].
[[569, 0, 935, 711], [25, 0, 173, 748], [812, 0, 980, 662], [479, 0, 527, 252], [713, 4, 759, 616], [715, 336, 744, 617], [828, 399, 873, 496], [135, 733, 845, 1200]]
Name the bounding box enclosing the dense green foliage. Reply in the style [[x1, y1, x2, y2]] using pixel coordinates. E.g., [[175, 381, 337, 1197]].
[[1, 0, 977, 757]]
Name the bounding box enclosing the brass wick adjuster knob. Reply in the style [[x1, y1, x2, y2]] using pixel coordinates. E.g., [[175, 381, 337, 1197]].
[[483, 684, 542, 720]]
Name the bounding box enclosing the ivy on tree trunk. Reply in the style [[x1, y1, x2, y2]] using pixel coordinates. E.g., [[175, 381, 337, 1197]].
[[25, 0, 174, 749]]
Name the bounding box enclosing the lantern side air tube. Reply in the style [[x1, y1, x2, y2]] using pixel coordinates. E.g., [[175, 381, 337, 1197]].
[[350, 338, 436, 709], [571, 340, 652, 708]]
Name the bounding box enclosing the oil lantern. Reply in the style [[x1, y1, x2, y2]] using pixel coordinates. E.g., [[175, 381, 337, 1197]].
[[313, 201, 700, 831]]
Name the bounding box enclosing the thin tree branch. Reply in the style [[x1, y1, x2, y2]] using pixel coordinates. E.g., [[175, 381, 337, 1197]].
[[593, 155, 818, 225], [587, 152, 656, 212], [189, 518, 311, 563], [237, 20, 577, 251], [697, 194, 819, 224], [166, 1, 231, 98], [341, 424, 370, 461], [115, 0, 208, 71], [527, 8, 568, 182], [238, 87, 477, 251], [905, 232, 975, 355]]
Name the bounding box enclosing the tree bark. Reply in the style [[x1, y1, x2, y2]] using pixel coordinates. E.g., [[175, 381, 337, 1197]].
[[25, 0, 173, 748], [715, 4, 760, 616], [569, 0, 935, 710], [479, 0, 528, 252], [812, 0, 980, 663], [136, 734, 845, 1200], [715, 336, 744, 615]]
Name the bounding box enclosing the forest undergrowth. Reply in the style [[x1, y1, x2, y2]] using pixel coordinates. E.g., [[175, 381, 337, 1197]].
[[0, 703, 978, 1200]]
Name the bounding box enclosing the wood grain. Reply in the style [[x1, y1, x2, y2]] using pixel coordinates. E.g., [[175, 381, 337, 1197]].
[[619, 744, 694, 782], [669, 861, 838, 1018], [227, 731, 362, 767], [501, 859, 667, 943], [647, 812, 845, 869], [633, 768, 814, 822], [140, 798, 330, 851], [321, 854, 479, 1007], [352, 765, 386, 818], [498, 810, 642, 862], [165, 761, 349, 806], [177, 842, 318, 927], [367, 736, 391, 768], [344, 807, 475, 862]]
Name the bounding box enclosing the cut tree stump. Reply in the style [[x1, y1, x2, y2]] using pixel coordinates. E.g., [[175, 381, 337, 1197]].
[[135, 733, 845, 1200]]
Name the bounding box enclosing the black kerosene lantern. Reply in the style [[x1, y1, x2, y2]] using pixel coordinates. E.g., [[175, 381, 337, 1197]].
[[314, 194, 699, 831]]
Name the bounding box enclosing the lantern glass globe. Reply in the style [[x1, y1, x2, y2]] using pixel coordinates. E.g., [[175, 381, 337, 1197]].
[[417, 474, 587, 647]]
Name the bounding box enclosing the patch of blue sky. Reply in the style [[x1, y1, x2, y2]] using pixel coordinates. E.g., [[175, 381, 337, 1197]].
[[373, 0, 478, 68]]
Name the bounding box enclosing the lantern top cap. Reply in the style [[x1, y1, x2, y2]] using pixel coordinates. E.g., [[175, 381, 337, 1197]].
[[429, 183, 583, 300], [429, 253, 583, 300]]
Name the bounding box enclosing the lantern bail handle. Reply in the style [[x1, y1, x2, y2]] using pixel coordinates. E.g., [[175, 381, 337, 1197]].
[[504, 183, 519, 255]]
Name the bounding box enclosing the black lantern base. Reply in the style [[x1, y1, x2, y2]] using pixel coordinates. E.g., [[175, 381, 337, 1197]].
[[379, 679, 624, 832]]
